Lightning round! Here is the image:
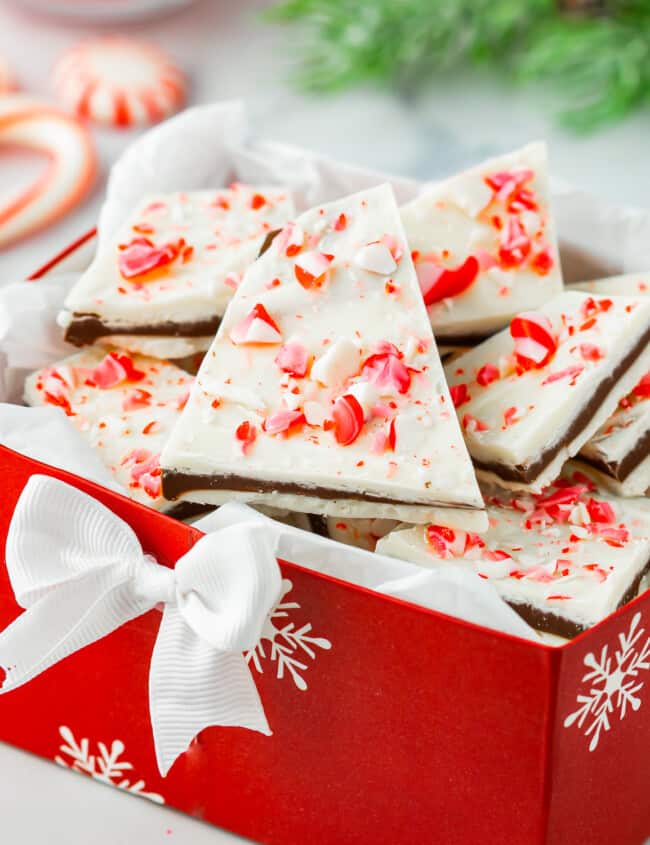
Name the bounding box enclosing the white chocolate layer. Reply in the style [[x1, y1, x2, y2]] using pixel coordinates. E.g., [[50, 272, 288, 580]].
[[377, 472, 650, 633], [63, 186, 294, 349], [96, 334, 213, 360], [401, 142, 562, 338], [322, 516, 400, 552], [24, 349, 193, 512], [570, 272, 650, 298], [444, 291, 650, 493], [162, 184, 485, 526]]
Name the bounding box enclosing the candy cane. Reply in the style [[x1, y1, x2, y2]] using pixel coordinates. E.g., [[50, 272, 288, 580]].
[[0, 96, 97, 249]]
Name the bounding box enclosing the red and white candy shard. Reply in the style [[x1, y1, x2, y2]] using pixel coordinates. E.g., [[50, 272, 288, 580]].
[[0, 95, 96, 249], [444, 290, 650, 493], [24, 348, 194, 511], [401, 142, 562, 342], [53, 36, 186, 128], [62, 185, 294, 360], [377, 470, 650, 635], [161, 183, 486, 528]]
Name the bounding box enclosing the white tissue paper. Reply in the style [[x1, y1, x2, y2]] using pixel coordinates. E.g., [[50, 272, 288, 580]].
[[1, 99, 648, 645]]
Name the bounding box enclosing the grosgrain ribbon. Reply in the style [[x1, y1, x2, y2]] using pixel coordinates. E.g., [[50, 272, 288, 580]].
[[0, 475, 282, 776]]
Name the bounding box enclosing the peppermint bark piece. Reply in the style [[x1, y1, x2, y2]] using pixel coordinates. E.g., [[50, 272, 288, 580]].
[[570, 272, 650, 298], [161, 184, 486, 528], [401, 142, 562, 344], [377, 471, 650, 638], [445, 291, 650, 493], [24, 349, 194, 513], [578, 372, 649, 497], [61, 185, 294, 359]]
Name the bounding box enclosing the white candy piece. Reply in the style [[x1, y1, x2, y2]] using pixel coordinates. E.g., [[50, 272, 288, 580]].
[[62, 186, 294, 358], [445, 291, 650, 493], [401, 142, 562, 341], [24, 348, 194, 512], [161, 184, 486, 528], [377, 471, 650, 636]]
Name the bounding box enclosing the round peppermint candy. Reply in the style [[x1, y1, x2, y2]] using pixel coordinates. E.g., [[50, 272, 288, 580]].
[[53, 36, 186, 128]]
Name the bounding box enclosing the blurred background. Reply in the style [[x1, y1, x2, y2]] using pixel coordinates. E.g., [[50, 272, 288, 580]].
[[1, 0, 650, 280]]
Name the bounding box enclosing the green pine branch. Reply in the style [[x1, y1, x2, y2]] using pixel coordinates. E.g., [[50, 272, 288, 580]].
[[267, 0, 650, 130]]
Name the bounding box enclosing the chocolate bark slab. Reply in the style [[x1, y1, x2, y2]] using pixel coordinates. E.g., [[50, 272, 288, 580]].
[[471, 322, 650, 485], [61, 187, 294, 359], [161, 184, 486, 529], [445, 291, 650, 493], [376, 472, 650, 639]]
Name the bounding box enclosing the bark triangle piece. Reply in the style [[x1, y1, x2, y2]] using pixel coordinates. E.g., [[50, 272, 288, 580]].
[[162, 184, 486, 529]]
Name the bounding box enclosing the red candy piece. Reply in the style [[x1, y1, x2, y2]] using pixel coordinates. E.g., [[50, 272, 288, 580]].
[[541, 364, 584, 386], [121, 448, 162, 499], [263, 410, 305, 435], [530, 247, 554, 276], [118, 237, 181, 279], [462, 413, 489, 433], [484, 169, 535, 208], [122, 388, 152, 412], [235, 421, 257, 455], [361, 349, 411, 395], [426, 525, 485, 559], [416, 255, 479, 306], [87, 352, 145, 389], [633, 372, 650, 398], [230, 303, 282, 345], [294, 251, 333, 289], [499, 217, 531, 269], [586, 498, 616, 525], [449, 383, 471, 408], [275, 342, 309, 378], [476, 364, 499, 386], [510, 311, 557, 370], [578, 343, 603, 362], [332, 394, 364, 446]]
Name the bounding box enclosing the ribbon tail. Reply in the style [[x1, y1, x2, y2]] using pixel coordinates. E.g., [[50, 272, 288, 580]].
[[150, 604, 271, 778]]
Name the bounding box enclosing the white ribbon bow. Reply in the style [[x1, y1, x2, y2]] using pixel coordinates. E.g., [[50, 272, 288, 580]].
[[0, 475, 282, 776]]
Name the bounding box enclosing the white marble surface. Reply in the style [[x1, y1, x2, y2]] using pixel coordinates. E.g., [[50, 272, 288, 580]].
[[0, 1, 649, 843]]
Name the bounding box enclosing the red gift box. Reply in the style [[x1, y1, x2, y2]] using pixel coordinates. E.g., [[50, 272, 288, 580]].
[[0, 236, 648, 845]]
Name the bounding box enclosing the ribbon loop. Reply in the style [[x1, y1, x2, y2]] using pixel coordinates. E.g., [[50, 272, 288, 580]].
[[0, 475, 283, 776]]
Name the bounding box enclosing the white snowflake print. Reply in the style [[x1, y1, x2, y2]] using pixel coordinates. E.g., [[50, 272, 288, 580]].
[[246, 578, 332, 690], [564, 612, 650, 751], [55, 725, 164, 803]]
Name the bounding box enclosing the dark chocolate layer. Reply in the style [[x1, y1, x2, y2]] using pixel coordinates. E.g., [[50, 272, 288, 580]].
[[307, 514, 331, 538], [475, 323, 650, 484], [65, 314, 221, 347], [579, 426, 650, 483], [164, 501, 215, 521], [161, 469, 482, 511], [508, 558, 650, 640]]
